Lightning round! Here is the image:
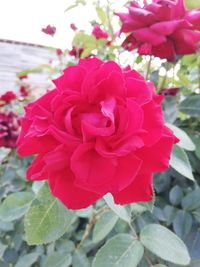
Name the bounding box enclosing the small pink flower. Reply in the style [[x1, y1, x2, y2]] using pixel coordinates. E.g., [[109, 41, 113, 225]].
[[42, 25, 56, 36]]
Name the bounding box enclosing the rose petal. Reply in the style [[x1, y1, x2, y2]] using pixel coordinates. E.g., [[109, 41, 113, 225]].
[[49, 169, 102, 209], [173, 29, 200, 55], [136, 126, 176, 172], [185, 10, 200, 30], [151, 40, 176, 61], [71, 143, 117, 190], [27, 155, 48, 181], [134, 28, 166, 46], [126, 78, 152, 105], [151, 20, 190, 36], [113, 172, 153, 204], [129, 6, 156, 25], [53, 66, 86, 91], [140, 98, 164, 146]]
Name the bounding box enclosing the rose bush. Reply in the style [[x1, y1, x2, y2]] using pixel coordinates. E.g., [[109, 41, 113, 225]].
[[0, 111, 20, 148], [1, 1, 200, 266], [0, 91, 16, 105], [117, 0, 200, 61], [17, 57, 178, 209]]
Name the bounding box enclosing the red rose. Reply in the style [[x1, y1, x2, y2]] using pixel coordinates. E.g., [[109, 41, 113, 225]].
[[106, 40, 112, 47], [117, 0, 200, 61], [92, 25, 109, 39], [42, 25, 56, 36], [0, 112, 20, 148], [69, 46, 84, 58], [159, 87, 180, 96], [70, 23, 77, 31], [0, 91, 16, 105], [18, 74, 28, 80], [56, 48, 63, 56], [20, 85, 30, 97], [17, 58, 178, 209]]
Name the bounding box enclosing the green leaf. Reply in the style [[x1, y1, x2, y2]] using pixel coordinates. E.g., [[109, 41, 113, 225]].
[[0, 147, 11, 163], [167, 124, 195, 151], [44, 252, 72, 267], [182, 54, 196, 65], [0, 242, 7, 258], [0, 220, 13, 232], [92, 234, 144, 267], [104, 194, 131, 223], [163, 205, 177, 225], [72, 251, 90, 267], [73, 32, 96, 48], [25, 184, 76, 245], [191, 135, 200, 159], [140, 224, 191, 265], [173, 210, 192, 238], [56, 240, 75, 253], [0, 192, 34, 221], [81, 45, 95, 58], [169, 185, 183, 206], [180, 95, 200, 116], [32, 181, 45, 194], [15, 252, 39, 267], [170, 145, 194, 180], [76, 206, 93, 218], [184, 0, 200, 9], [182, 189, 200, 211], [96, 7, 107, 25], [163, 96, 177, 123], [93, 211, 118, 243], [131, 200, 155, 214], [65, 4, 77, 12], [152, 265, 167, 267]]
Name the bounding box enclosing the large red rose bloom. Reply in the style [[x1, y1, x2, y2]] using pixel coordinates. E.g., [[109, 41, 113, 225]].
[[117, 0, 200, 61], [17, 58, 177, 209]]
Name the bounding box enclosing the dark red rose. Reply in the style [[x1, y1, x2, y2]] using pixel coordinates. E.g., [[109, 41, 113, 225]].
[[18, 74, 28, 80], [117, 0, 200, 61], [70, 23, 77, 31], [159, 87, 180, 96], [56, 48, 63, 56], [42, 25, 56, 36], [0, 112, 20, 148], [92, 25, 109, 39], [0, 91, 17, 105], [17, 58, 178, 209], [20, 85, 30, 97], [106, 40, 112, 47], [69, 46, 84, 58]]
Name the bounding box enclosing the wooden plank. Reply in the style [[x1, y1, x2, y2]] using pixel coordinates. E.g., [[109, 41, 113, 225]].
[[0, 39, 58, 94]]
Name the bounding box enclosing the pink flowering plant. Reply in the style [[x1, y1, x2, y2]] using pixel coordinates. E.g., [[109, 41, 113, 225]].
[[0, 1, 200, 266]]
